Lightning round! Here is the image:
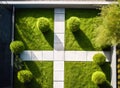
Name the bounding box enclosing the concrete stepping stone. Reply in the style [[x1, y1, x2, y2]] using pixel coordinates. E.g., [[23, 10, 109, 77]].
[[20, 51, 32, 61]]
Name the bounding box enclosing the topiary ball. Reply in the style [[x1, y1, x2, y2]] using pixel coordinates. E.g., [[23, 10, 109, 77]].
[[67, 17, 80, 32], [93, 53, 106, 65], [10, 41, 25, 54], [17, 70, 33, 83], [37, 17, 50, 32], [92, 71, 106, 85]]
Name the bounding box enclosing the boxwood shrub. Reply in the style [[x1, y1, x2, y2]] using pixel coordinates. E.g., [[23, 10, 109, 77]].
[[91, 71, 106, 85], [17, 70, 33, 83], [67, 16, 80, 32], [10, 41, 25, 54], [37, 17, 50, 32], [93, 53, 106, 65]]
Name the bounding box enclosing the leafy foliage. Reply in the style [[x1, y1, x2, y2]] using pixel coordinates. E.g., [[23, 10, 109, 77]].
[[92, 71, 106, 85], [93, 53, 106, 65], [10, 41, 25, 54], [37, 17, 50, 32], [67, 16, 80, 32], [95, 4, 120, 47], [17, 70, 33, 83]]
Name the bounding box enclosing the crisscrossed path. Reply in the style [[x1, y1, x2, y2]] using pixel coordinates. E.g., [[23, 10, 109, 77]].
[[20, 8, 116, 88]]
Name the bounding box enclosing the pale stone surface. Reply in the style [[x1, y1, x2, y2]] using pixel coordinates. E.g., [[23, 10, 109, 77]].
[[31, 51, 42, 61], [75, 51, 87, 61], [54, 71, 64, 81], [54, 82, 64, 88], [54, 34, 64, 43], [65, 51, 76, 61], [54, 50, 64, 61], [20, 51, 32, 61], [54, 22, 64, 33], [111, 46, 117, 88], [54, 43, 64, 51], [54, 61, 64, 71], [55, 14, 65, 22], [43, 51, 53, 61], [55, 8, 65, 14]]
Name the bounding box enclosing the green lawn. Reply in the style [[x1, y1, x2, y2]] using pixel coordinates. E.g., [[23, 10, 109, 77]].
[[14, 61, 53, 88], [15, 8, 54, 50], [65, 62, 111, 88], [65, 9, 102, 50]]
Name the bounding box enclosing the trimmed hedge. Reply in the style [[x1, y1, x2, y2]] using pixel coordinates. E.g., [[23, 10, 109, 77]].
[[67, 17, 80, 32], [17, 70, 33, 83], [92, 71, 106, 85], [10, 41, 25, 54], [93, 53, 106, 65], [37, 17, 50, 32]]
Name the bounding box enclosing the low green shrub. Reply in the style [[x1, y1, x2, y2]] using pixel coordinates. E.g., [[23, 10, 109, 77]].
[[37, 17, 50, 32], [67, 17, 80, 32], [17, 70, 33, 83], [10, 41, 25, 54], [92, 71, 106, 85], [93, 53, 106, 65]]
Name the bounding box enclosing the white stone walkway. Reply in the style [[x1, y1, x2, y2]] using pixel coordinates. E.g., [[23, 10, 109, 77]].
[[20, 8, 114, 88], [54, 8, 65, 88]]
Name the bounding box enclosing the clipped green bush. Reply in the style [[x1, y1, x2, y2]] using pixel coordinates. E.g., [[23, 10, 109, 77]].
[[93, 53, 106, 65], [37, 17, 50, 32], [17, 70, 33, 83], [92, 71, 106, 85], [10, 41, 25, 54], [67, 17, 80, 32]]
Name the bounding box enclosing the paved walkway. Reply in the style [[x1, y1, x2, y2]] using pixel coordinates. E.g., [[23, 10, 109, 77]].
[[20, 8, 115, 88]]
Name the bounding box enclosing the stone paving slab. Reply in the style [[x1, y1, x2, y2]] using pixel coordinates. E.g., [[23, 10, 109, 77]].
[[54, 22, 64, 33], [54, 61, 64, 71], [54, 70, 64, 81], [54, 43, 64, 51], [43, 51, 53, 61], [54, 34, 64, 43], [54, 8, 65, 14], [54, 82, 64, 88], [65, 51, 87, 61], [54, 50, 64, 61], [55, 14, 65, 22], [31, 51, 42, 61], [20, 51, 32, 61]]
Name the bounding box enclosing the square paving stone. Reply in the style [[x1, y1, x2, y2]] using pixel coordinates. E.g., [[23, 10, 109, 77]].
[[20, 51, 32, 61], [54, 82, 64, 88], [43, 51, 53, 61], [54, 22, 65, 33], [54, 50, 64, 61], [54, 34, 64, 43], [54, 61, 64, 71], [31, 51, 42, 61], [54, 71, 64, 81]]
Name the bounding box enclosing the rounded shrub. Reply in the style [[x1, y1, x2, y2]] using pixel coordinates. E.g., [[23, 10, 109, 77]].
[[92, 71, 106, 85], [67, 17, 80, 32], [37, 17, 50, 32], [17, 70, 33, 83], [10, 41, 25, 54], [93, 53, 106, 65]]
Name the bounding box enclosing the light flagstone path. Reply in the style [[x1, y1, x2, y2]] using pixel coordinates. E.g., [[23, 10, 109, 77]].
[[20, 8, 115, 88]]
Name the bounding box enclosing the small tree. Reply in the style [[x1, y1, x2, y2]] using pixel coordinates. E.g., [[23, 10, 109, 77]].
[[95, 3, 120, 47]]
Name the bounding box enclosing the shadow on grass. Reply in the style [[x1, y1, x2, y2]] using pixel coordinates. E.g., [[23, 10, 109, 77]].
[[98, 81, 112, 88], [99, 63, 112, 88], [73, 29, 94, 50], [24, 78, 42, 88], [43, 29, 54, 49], [25, 62, 42, 78]]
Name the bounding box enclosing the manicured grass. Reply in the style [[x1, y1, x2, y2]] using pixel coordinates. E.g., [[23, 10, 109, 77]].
[[14, 61, 53, 88], [65, 9, 102, 50], [15, 8, 54, 50], [65, 62, 111, 88]]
